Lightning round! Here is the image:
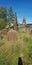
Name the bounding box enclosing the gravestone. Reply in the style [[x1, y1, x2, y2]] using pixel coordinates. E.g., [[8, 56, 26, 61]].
[[30, 30, 32, 35], [1, 29, 7, 35], [29, 27, 32, 35], [0, 31, 1, 40], [0, 31, 4, 40], [7, 29, 17, 41]]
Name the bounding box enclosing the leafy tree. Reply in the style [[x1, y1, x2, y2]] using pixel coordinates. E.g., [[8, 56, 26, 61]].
[[0, 6, 17, 30], [0, 7, 7, 18], [0, 7, 7, 30]]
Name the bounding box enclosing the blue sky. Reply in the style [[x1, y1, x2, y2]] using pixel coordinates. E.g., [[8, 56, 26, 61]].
[[0, 0, 32, 24]]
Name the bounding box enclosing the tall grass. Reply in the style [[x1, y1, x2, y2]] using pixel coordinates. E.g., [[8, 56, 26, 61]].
[[0, 31, 32, 65]]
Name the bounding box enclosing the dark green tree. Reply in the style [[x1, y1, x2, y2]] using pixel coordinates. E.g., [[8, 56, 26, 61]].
[[8, 6, 14, 26], [0, 7, 7, 18], [0, 7, 7, 30]]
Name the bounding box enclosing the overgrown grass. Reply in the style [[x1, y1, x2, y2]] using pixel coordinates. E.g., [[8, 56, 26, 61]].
[[0, 30, 32, 65], [0, 42, 4, 47]]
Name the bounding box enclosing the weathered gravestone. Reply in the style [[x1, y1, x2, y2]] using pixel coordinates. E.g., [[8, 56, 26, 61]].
[[0, 31, 1, 40], [0, 31, 3, 40], [29, 27, 32, 35], [30, 30, 32, 35], [7, 29, 17, 41], [1, 29, 7, 35]]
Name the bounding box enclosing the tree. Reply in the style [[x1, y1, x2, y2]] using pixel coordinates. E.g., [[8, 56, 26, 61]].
[[0, 7, 7, 19], [0, 7, 7, 30], [8, 6, 14, 26], [0, 6, 18, 30]]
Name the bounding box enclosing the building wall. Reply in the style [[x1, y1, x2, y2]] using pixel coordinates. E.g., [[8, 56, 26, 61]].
[[18, 24, 32, 32]]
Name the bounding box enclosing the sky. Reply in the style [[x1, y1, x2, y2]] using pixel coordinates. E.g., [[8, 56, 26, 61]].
[[0, 0, 32, 24]]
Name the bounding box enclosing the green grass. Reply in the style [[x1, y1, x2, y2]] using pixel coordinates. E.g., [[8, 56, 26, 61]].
[[0, 42, 4, 47], [0, 30, 32, 65]]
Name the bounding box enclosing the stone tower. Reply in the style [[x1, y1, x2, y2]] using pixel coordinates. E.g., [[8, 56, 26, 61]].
[[22, 17, 26, 27], [14, 13, 18, 31]]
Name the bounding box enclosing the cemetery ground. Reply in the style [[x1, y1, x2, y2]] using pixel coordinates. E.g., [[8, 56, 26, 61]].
[[0, 30, 32, 65]]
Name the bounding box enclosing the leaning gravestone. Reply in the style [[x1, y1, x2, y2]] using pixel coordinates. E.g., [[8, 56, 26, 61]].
[[7, 29, 17, 41], [1, 29, 7, 35]]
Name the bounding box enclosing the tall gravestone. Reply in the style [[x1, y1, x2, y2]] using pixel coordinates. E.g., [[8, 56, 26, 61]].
[[7, 29, 17, 41]]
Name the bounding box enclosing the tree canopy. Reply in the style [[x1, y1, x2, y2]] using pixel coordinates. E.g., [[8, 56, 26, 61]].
[[0, 6, 17, 30]]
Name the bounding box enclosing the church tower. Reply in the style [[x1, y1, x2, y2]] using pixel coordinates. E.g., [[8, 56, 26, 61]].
[[22, 17, 26, 27]]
